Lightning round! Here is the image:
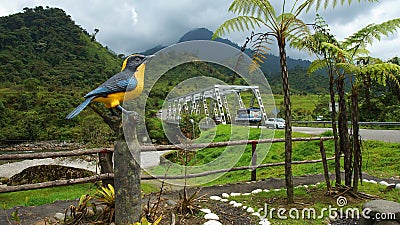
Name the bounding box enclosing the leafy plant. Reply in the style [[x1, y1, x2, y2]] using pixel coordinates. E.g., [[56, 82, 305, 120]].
[[177, 189, 206, 215], [133, 216, 162, 225], [64, 194, 95, 224], [95, 183, 115, 223]]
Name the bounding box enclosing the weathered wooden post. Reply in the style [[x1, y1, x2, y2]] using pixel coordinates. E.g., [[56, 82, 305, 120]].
[[114, 113, 141, 224], [98, 149, 114, 187], [319, 139, 331, 192], [251, 141, 257, 181]]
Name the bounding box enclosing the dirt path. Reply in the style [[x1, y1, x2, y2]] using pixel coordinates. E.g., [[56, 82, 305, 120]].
[[1, 173, 398, 225]]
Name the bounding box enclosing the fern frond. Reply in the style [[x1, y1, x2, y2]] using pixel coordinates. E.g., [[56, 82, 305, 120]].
[[320, 42, 352, 61], [363, 63, 400, 87], [212, 16, 263, 40], [336, 62, 360, 74], [306, 0, 379, 12], [229, 0, 276, 19], [308, 59, 328, 73], [342, 18, 400, 49]]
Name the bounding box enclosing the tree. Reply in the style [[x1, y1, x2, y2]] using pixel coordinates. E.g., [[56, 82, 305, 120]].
[[337, 57, 400, 191], [291, 14, 342, 186], [213, 0, 378, 203], [297, 17, 400, 191]]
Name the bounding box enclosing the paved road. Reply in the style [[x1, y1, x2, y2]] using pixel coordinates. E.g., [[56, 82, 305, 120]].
[[293, 126, 400, 143]]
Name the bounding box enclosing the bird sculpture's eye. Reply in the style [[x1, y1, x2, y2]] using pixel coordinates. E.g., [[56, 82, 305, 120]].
[[134, 57, 141, 63]]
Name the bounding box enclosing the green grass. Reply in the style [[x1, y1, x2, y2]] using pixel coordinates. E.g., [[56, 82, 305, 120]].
[[274, 94, 319, 112], [0, 182, 160, 209], [0, 183, 98, 209], [152, 124, 399, 187]]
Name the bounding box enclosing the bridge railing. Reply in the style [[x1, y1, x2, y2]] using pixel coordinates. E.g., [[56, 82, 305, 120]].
[[293, 121, 400, 127], [0, 136, 334, 193]]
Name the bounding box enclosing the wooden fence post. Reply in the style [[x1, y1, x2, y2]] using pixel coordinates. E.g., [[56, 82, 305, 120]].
[[319, 139, 331, 192], [114, 115, 141, 224], [251, 141, 257, 181], [98, 150, 114, 187]]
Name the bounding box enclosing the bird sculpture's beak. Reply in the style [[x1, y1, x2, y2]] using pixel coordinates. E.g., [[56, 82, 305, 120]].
[[144, 55, 155, 63]]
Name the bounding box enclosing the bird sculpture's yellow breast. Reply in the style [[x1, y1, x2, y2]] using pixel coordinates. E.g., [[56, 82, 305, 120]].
[[94, 64, 145, 108]]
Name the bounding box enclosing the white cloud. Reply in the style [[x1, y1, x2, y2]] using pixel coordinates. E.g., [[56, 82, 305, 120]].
[[131, 7, 138, 25]]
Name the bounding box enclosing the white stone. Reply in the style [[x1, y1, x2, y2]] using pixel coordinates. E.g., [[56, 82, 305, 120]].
[[210, 196, 221, 201], [221, 199, 228, 202], [263, 189, 269, 192], [362, 179, 370, 183], [274, 188, 281, 192], [251, 189, 262, 194], [200, 208, 211, 214], [54, 213, 65, 221], [310, 184, 317, 187], [395, 184, 400, 189], [222, 193, 229, 198], [233, 202, 243, 207], [379, 181, 389, 186], [303, 185, 308, 188], [369, 180, 377, 184], [230, 192, 241, 196], [203, 220, 222, 225], [259, 218, 271, 225], [252, 212, 261, 217], [247, 207, 255, 213], [242, 193, 251, 196], [242, 205, 248, 209], [204, 213, 219, 220]]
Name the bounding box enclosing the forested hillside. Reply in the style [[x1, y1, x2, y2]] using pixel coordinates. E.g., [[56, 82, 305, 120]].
[[0, 6, 123, 142]]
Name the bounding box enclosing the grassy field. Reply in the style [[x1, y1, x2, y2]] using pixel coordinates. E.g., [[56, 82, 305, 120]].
[[0, 182, 158, 209], [150, 124, 399, 186]]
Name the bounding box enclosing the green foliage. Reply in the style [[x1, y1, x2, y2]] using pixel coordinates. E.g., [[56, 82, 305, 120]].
[[95, 184, 115, 223], [0, 7, 122, 143]]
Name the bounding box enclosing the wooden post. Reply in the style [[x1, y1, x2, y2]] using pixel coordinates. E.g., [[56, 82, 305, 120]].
[[98, 150, 114, 187], [319, 139, 331, 192], [114, 115, 141, 224], [251, 141, 257, 181]]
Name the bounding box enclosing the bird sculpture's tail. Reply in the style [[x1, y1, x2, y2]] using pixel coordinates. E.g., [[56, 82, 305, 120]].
[[66, 96, 96, 119]]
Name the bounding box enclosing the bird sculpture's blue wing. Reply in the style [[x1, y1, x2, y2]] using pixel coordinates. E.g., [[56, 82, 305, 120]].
[[84, 70, 138, 98]]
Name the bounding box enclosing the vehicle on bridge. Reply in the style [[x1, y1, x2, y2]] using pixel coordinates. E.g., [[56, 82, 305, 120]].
[[265, 117, 285, 129], [235, 107, 262, 124]]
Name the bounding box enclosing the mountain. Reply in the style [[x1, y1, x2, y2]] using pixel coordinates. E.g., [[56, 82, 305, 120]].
[[144, 27, 312, 75], [143, 27, 327, 94]]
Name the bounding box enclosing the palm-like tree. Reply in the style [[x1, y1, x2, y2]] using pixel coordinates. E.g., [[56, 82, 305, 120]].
[[337, 57, 400, 192], [295, 17, 400, 191], [291, 15, 342, 186], [213, 0, 378, 203]]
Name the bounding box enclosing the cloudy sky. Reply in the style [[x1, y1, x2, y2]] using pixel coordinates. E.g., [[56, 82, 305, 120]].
[[1, 0, 399, 60]]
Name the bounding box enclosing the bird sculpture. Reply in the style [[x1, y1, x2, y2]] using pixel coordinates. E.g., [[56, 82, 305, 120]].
[[66, 54, 153, 119]]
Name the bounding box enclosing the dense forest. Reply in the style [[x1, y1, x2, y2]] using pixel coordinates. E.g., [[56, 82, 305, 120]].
[[0, 7, 398, 145]]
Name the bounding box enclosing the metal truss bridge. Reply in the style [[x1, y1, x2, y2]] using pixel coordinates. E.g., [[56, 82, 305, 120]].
[[164, 85, 269, 125]]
